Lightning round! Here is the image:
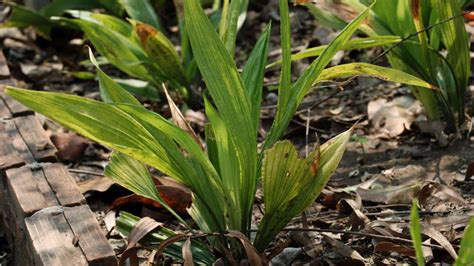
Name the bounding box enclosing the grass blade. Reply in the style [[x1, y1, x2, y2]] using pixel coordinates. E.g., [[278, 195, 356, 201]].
[[318, 63, 435, 89], [455, 218, 474, 266], [120, 0, 162, 31], [410, 199, 425, 266]]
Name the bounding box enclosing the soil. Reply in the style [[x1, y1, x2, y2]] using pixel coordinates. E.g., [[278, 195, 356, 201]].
[[0, 1, 473, 265]]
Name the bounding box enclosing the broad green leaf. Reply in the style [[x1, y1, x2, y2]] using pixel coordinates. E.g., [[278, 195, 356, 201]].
[[6, 87, 226, 233], [41, 0, 122, 17], [317, 63, 435, 89], [56, 17, 154, 83], [120, 0, 162, 31], [1, 3, 53, 40], [264, 1, 376, 149], [204, 99, 241, 229], [277, 0, 292, 114], [255, 128, 352, 251], [88, 47, 141, 105], [432, 0, 470, 121], [241, 23, 271, 129], [410, 199, 425, 266], [221, 0, 241, 55], [104, 153, 187, 226], [67, 10, 133, 38], [114, 78, 159, 100], [116, 212, 216, 264], [455, 218, 474, 266], [185, 0, 257, 231], [133, 22, 188, 86], [267, 36, 401, 68]]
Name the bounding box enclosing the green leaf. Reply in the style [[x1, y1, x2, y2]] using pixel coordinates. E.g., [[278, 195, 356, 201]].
[[267, 36, 402, 68], [104, 153, 188, 226], [120, 0, 162, 31], [67, 10, 133, 38], [56, 17, 154, 83], [255, 128, 352, 251], [241, 23, 271, 129], [88, 47, 141, 105], [264, 0, 376, 150], [410, 199, 425, 266], [221, 0, 242, 55], [116, 211, 216, 264], [40, 0, 122, 17], [277, 0, 292, 114], [317, 63, 435, 89], [6, 87, 226, 233], [1, 3, 53, 40], [133, 21, 188, 86], [431, 0, 470, 122], [113, 78, 159, 100], [455, 218, 474, 266], [185, 0, 258, 231]]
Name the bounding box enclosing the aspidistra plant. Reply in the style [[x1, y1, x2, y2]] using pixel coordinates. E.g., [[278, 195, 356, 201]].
[[302, 0, 470, 133], [6, 0, 434, 260]]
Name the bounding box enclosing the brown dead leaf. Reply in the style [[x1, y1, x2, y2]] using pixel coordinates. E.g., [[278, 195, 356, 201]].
[[163, 85, 203, 149], [374, 241, 415, 256], [182, 238, 194, 266], [422, 224, 457, 260], [419, 182, 468, 211], [357, 182, 421, 204], [50, 132, 89, 161], [323, 233, 365, 262], [119, 217, 163, 266], [368, 96, 422, 138], [110, 185, 192, 214], [184, 109, 206, 127], [78, 176, 115, 194], [226, 230, 265, 266], [465, 162, 474, 179]]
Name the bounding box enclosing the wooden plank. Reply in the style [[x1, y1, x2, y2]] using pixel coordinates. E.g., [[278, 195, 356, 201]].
[[42, 163, 86, 206], [0, 119, 34, 171], [0, 83, 34, 117], [64, 206, 117, 265], [25, 206, 88, 266], [0, 96, 11, 119], [6, 165, 58, 217], [0, 50, 10, 78], [13, 115, 57, 162]]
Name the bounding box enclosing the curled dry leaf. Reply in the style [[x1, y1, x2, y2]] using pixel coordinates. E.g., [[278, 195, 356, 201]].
[[110, 185, 192, 214], [182, 238, 194, 266], [422, 224, 457, 260], [357, 182, 421, 204], [374, 241, 415, 256], [368, 96, 422, 138], [419, 182, 468, 211], [163, 85, 203, 149], [226, 230, 265, 266], [50, 132, 89, 161], [119, 217, 163, 266], [322, 233, 365, 262]]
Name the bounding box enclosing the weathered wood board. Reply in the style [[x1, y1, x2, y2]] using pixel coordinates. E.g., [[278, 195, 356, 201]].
[[0, 50, 117, 265]]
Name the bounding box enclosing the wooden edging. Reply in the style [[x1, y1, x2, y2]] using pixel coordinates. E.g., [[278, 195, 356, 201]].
[[0, 50, 117, 265]]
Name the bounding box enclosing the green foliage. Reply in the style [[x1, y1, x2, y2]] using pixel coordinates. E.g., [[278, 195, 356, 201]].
[[410, 199, 425, 266], [5, 0, 438, 260], [410, 200, 474, 266], [455, 218, 474, 266], [305, 0, 471, 132]]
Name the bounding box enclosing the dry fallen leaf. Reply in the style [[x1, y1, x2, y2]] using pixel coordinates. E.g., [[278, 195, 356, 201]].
[[50, 132, 89, 161], [323, 233, 365, 262], [368, 96, 422, 138]]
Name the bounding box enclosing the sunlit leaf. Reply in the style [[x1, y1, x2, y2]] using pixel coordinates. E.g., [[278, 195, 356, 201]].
[[255, 129, 352, 250], [410, 199, 425, 266], [455, 218, 474, 266], [317, 63, 435, 89]]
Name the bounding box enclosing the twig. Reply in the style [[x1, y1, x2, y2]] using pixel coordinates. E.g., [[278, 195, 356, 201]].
[[279, 228, 445, 249], [68, 169, 104, 176]]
